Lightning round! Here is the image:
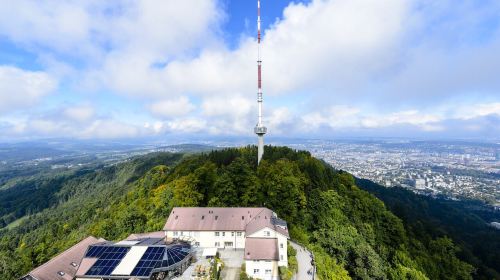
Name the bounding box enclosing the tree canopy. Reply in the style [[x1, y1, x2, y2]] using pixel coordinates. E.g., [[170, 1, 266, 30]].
[[0, 146, 484, 280]]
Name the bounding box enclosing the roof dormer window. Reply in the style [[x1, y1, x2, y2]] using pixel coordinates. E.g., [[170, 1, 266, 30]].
[[215, 215, 218, 220], [175, 215, 178, 219], [201, 215, 205, 220], [57, 271, 65, 276]]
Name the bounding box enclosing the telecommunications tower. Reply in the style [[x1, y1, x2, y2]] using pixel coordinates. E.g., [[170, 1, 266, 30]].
[[254, 0, 267, 164]]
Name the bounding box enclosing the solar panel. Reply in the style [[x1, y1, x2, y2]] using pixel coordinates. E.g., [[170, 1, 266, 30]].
[[85, 245, 107, 258], [160, 244, 190, 268], [85, 246, 129, 276], [83, 243, 190, 278], [130, 247, 166, 277]]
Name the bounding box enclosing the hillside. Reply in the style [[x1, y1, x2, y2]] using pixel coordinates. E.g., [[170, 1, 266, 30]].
[[357, 179, 500, 279], [0, 146, 493, 279]]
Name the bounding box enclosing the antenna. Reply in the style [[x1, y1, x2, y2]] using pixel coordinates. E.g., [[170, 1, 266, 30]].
[[254, 0, 267, 165]]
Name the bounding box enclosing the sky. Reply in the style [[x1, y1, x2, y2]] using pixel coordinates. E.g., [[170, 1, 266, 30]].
[[0, 0, 499, 141]]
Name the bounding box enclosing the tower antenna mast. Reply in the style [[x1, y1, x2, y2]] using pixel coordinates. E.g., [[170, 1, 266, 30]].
[[255, 0, 267, 164]]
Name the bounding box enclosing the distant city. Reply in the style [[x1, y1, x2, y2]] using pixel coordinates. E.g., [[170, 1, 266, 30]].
[[1, 138, 499, 206], [284, 139, 500, 206]]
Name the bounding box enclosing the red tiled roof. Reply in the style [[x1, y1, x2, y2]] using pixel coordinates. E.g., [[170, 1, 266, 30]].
[[24, 236, 105, 280], [163, 207, 289, 238], [163, 207, 268, 231], [244, 238, 279, 260], [245, 208, 290, 238], [125, 231, 165, 240], [75, 257, 98, 276]]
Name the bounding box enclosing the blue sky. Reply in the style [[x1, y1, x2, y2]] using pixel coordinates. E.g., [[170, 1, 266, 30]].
[[0, 0, 499, 141]]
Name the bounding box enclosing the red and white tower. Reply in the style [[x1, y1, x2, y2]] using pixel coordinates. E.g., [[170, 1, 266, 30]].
[[254, 0, 267, 164]]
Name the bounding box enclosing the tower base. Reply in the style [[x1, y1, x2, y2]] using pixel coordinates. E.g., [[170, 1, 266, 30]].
[[257, 135, 264, 164]]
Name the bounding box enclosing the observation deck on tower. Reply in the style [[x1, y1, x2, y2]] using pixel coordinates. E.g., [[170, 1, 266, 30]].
[[254, 126, 267, 135]]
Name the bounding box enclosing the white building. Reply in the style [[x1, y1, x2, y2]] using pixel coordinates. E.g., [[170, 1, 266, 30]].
[[413, 178, 426, 190], [163, 207, 289, 280]]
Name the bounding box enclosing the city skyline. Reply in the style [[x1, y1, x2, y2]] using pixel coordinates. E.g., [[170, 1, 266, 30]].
[[1, 0, 500, 141]]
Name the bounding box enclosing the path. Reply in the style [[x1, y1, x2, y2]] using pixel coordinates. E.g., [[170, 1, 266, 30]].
[[290, 241, 314, 280]]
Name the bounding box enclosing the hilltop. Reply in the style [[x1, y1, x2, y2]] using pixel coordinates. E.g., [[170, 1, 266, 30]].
[[0, 146, 498, 279]]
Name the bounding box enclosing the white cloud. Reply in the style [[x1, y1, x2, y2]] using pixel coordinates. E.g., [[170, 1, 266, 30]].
[[301, 105, 447, 132], [1, 0, 500, 139], [149, 96, 195, 118], [79, 120, 142, 139], [0, 0, 220, 59], [453, 102, 500, 120], [360, 110, 443, 129], [302, 105, 361, 130], [0, 66, 57, 113], [202, 95, 253, 117], [104, 0, 410, 99], [64, 104, 95, 122], [165, 118, 208, 134]]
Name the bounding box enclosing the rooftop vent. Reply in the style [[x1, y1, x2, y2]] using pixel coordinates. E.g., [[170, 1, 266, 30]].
[[175, 215, 178, 220], [201, 215, 205, 220], [57, 271, 65, 276], [70, 262, 78, 267], [215, 216, 218, 220]]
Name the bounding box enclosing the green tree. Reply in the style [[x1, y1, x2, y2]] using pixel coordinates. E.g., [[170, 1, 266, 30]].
[[171, 174, 204, 207]]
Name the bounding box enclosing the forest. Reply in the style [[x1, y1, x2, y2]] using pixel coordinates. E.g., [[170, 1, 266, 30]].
[[0, 146, 496, 279]]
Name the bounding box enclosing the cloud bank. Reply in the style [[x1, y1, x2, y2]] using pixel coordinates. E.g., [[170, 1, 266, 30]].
[[0, 0, 499, 140]]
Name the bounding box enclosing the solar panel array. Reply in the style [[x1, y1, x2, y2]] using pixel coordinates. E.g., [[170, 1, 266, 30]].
[[82, 243, 191, 278], [130, 247, 166, 277], [84, 246, 129, 276]]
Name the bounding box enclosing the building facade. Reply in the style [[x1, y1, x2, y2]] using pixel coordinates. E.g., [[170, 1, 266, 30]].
[[163, 207, 289, 280]]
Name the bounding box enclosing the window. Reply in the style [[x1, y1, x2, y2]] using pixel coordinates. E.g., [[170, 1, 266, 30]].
[[195, 242, 200, 246], [215, 242, 220, 247], [215, 232, 220, 236], [201, 215, 205, 220], [222, 232, 225, 237], [215, 215, 218, 220], [242, 216, 245, 220], [173, 231, 178, 236], [237, 232, 242, 237], [280, 255, 283, 261], [231, 232, 234, 237], [280, 243, 284, 249], [265, 269, 272, 274], [180, 231, 184, 236], [254, 269, 260, 274], [264, 231, 270, 237]]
